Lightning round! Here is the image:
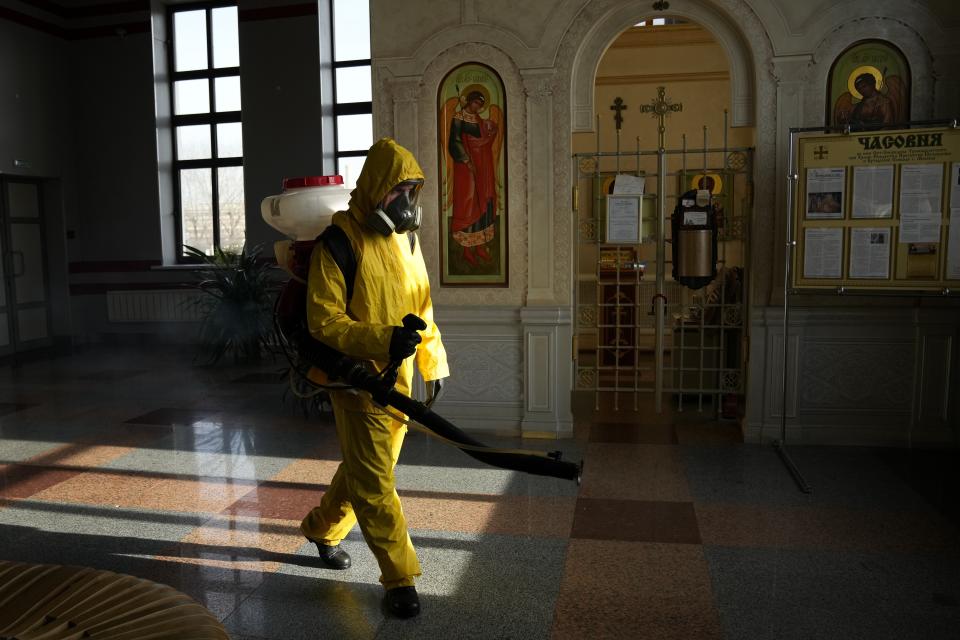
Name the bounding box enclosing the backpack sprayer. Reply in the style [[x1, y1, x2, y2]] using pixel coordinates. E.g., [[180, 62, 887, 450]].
[[262, 176, 582, 484]]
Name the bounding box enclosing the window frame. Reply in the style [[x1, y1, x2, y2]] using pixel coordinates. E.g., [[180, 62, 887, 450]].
[[167, 0, 244, 261], [329, 0, 372, 184]]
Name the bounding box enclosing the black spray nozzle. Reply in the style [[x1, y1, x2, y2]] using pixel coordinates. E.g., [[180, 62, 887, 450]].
[[285, 309, 580, 483]]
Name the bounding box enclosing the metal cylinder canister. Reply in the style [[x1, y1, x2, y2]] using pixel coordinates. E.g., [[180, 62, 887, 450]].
[[677, 229, 715, 278], [670, 189, 718, 290]]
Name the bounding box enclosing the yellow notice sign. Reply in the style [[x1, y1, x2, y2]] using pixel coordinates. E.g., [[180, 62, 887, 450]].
[[794, 125, 960, 291], [802, 127, 960, 168]]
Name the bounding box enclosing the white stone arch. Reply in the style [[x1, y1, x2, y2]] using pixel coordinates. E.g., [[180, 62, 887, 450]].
[[569, 0, 759, 132], [558, 0, 779, 305], [804, 17, 935, 127]]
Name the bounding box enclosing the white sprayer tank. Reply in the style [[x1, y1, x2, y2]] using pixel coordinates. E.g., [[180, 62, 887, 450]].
[[260, 175, 351, 241]]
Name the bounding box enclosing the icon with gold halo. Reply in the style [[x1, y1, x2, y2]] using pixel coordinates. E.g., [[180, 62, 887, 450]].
[[828, 42, 909, 128]]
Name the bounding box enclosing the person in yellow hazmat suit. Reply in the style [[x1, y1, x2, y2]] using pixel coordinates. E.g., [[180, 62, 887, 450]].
[[300, 138, 449, 619]]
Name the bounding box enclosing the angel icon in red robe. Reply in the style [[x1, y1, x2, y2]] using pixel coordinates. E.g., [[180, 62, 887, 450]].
[[440, 84, 504, 269]]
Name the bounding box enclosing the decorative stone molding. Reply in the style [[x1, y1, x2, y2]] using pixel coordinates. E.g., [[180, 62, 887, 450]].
[[521, 305, 574, 437], [431, 305, 525, 432], [373, 66, 396, 139], [522, 70, 555, 101], [799, 340, 912, 411], [412, 43, 528, 307], [374, 0, 588, 76], [804, 17, 935, 126], [770, 55, 813, 86], [389, 78, 422, 154], [522, 68, 559, 304], [443, 338, 524, 401], [392, 81, 422, 104], [769, 54, 813, 311], [932, 53, 960, 119], [746, 305, 959, 446], [560, 0, 779, 308], [568, 0, 758, 132]]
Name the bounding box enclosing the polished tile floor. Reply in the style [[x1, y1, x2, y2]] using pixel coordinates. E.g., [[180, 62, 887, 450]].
[[0, 345, 958, 639]]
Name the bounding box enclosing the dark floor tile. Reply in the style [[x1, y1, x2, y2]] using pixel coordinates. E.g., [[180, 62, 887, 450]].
[[589, 421, 678, 444], [571, 497, 701, 544], [705, 546, 960, 640], [0, 402, 36, 416], [875, 447, 960, 526], [125, 408, 215, 426], [676, 422, 743, 446], [231, 372, 285, 384], [74, 370, 147, 382], [554, 539, 722, 639]]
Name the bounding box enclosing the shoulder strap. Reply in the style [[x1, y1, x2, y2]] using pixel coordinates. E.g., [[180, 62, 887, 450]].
[[318, 224, 357, 302]]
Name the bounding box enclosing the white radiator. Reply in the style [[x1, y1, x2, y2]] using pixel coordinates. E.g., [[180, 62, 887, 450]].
[[106, 290, 205, 323]]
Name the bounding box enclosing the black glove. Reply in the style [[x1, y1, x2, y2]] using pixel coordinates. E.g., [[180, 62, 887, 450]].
[[388, 321, 424, 361]]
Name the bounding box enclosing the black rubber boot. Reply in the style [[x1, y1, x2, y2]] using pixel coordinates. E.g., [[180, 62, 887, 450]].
[[384, 586, 420, 618], [309, 539, 351, 570]]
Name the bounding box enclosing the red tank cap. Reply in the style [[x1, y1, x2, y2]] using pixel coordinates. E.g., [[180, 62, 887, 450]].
[[282, 175, 344, 190]]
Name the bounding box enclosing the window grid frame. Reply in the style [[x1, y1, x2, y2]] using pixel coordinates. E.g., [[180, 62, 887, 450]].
[[330, 1, 372, 179], [167, 0, 243, 261]]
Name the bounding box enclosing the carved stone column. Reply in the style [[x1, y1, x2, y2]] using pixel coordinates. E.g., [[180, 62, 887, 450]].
[[519, 69, 571, 438], [770, 55, 812, 304], [390, 80, 421, 156], [522, 69, 557, 305], [933, 53, 960, 120], [520, 305, 573, 438]]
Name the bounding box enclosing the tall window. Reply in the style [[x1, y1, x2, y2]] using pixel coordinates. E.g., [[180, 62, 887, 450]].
[[331, 0, 372, 188], [168, 1, 244, 257]]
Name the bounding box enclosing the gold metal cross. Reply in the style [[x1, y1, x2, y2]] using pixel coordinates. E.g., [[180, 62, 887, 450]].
[[640, 86, 683, 149]]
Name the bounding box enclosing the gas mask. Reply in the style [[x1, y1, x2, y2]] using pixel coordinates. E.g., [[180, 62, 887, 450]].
[[367, 180, 424, 236]]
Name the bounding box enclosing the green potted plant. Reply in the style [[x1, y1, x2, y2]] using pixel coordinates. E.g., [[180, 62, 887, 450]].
[[184, 244, 278, 365]]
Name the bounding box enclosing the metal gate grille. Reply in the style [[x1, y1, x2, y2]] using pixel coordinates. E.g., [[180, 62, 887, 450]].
[[573, 142, 752, 414]]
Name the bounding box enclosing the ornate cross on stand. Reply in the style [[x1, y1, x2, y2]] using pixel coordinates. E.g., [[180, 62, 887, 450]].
[[640, 86, 683, 150], [639, 86, 682, 414], [610, 97, 627, 172]]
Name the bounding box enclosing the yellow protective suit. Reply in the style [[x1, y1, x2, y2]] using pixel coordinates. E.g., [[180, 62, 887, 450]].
[[300, 138, 449, 590]]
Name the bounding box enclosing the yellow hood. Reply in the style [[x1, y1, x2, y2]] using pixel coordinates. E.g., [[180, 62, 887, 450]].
[[348, 138, 425, 223]]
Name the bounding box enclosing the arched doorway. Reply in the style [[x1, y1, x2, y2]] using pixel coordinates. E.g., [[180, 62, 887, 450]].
[[571, 16, 756, 423]]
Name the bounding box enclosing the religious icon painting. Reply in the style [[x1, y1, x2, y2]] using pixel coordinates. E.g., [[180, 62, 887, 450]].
[[827, 40, 910, 129], [438, 62, 507, 285]]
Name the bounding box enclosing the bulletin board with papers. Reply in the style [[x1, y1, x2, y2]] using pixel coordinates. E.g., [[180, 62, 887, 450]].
[[792, 125, 960, 291]]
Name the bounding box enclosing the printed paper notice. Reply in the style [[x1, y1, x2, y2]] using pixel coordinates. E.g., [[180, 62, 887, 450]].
[[612, 174, 646, 195], [898, 164, 943, 244], [951, 163, 960, 208], [852, 165, 893, 218], [606, 195, 639, 243], [803, 228, 843, 278], [806, 168, 845, 219], [948, 208, 960, 280], [950, 165, 960, 279], [849, 228, 890, 278]]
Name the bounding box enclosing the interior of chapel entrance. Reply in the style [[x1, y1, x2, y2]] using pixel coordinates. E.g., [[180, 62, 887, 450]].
[[571, 14, 756, 428]]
